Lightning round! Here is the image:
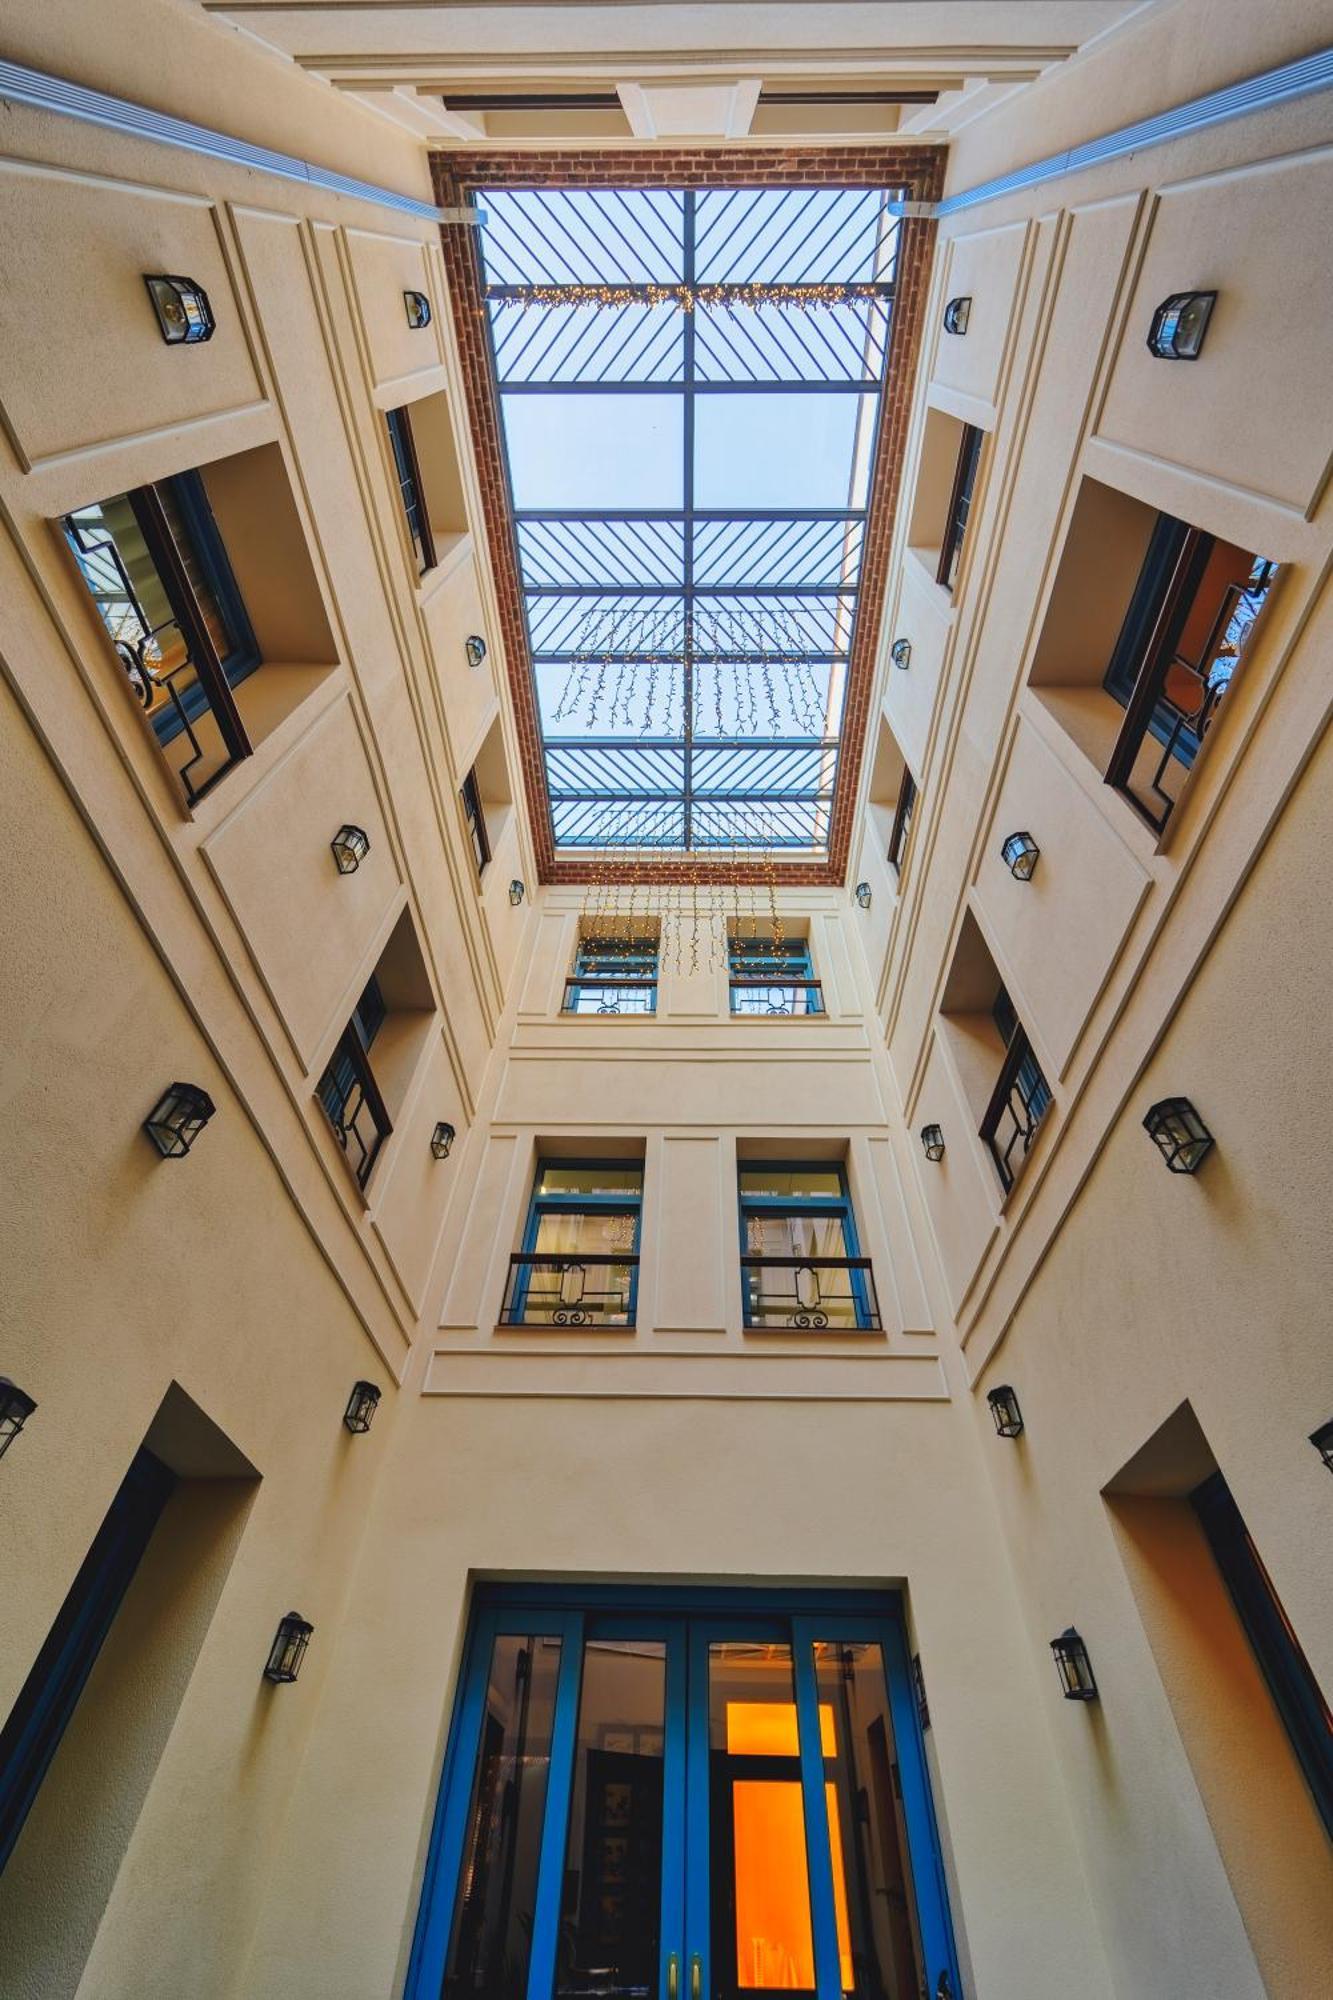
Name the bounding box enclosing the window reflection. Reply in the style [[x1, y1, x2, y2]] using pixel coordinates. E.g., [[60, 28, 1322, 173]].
[[444, 1635, 563, 2000], [557, 1639, 667, 2000]]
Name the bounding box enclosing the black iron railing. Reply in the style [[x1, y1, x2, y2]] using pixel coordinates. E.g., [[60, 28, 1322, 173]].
[[317, 1028, 393, 1189], [740, 1255, 880, 1330], [729, 979, 824, 1016], [562, 977, 658, 1015], [979, 1028, 1051, 1192], [500, 1252, 638, 1327]]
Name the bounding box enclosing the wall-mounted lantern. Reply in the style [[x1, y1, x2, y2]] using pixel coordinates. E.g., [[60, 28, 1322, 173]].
[[854, 881, 872, 910], [1143, 1097, 1214, 1174], [331, 824, 370, 875], [143, 1083, 215, 1159], [1050, 1628, 1098, 1701], [1147, 291, 1216, 360], [509, 879, 526, 906], [431, 1121, 456, 1160], [1309, 1418, 1333, 1473], [466, 634, 487, 669], [1001, 830, 1040, 881], [144, 274, 215, 345], [403, 290, 432, 329], [891, 637, 912, 671], [943, 296, 971, 336], [263, 1612, 314, 1684], [987, 1384, 1024, 1437], [343, 1381, 381, 1435], [0, 1380, 37, 1460], [920, 1124, 945, 1163]]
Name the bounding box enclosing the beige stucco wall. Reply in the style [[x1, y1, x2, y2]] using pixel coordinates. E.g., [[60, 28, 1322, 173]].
[[1, 3, 1330, 1998]]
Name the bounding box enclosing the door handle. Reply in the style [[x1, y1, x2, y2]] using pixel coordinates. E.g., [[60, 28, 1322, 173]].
[[935, 1973, 954, 2000], [667, 1955, 679, 2000], [691, 1954, 702, 2000]]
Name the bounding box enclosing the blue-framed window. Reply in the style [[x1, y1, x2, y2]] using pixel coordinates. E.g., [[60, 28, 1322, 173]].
[[406, 1584, 963, 2000], [0, 1447, 177, 1874], [501, 1159, 643, 1327], [729, 937, 823, 1017], [64, 471, 260, 804], [1192, 1473, 1333, 1840], [565, 935, 659, 1015], [738, 1162, 879, 1330], [981, 987, 1051, 1193]]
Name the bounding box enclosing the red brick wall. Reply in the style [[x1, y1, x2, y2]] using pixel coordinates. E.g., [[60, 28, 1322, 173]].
[[433, 146, 944, 886]]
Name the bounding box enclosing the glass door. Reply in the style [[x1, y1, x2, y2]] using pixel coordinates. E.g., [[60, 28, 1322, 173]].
[[408, 1594, 960, 2000]]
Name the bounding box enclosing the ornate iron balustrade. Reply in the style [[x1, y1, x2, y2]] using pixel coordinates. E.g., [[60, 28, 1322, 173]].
[[500, 1252, 638, 1327], [562, 976, 658, 1015], [740, 1255, 880, 1330], [979, 1028, 1051, 1192], [729, 979, 824, 1017]]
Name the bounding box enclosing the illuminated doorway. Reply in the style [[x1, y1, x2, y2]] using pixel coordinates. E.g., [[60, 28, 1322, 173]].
[[408, 1588, 961, 2000]]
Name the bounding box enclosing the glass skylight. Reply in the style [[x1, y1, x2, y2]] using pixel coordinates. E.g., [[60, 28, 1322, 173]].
[[477, 184, 903, 851]]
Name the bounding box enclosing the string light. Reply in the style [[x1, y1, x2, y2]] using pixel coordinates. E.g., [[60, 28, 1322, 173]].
[[497, 281, 891, 314]]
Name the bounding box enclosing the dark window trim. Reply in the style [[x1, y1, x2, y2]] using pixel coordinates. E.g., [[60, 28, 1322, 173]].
[[0, 1447, 177, 1873], [317, 978, 393, 1190], [736, 1159, 878, 1329], [1192, 1472, 1333, 1840], [386, 405, 437, 576], [935, 422, 984, 594], [461, 767, 491, 876], [888, 765, 917, 873]]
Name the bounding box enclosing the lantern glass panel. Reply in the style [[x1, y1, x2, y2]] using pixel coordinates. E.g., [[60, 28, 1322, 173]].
[[943, 296, 971, 336], [1144, 1097, 1213, 1173], [145, 274, 215, 345], [1147, 291, 1216, 360], [891, 638, 912, 670], [855, 882, 872, 909], [431, 1121, 456, 1160], [344, 1381, 381, 1433], [920, 1125, 945, 1163], [331, 825, 369, 874], [144, 1082, 215, 1158], [1051, 1630, 1097, 1700], [988, 1386, 1023, 1437], [1001, 831, 1039, 880], [264, 1613, 313, 1683], [0, 1380, 38, 1458], [404, 290, 432, 329], [466, 635, 487, 669]]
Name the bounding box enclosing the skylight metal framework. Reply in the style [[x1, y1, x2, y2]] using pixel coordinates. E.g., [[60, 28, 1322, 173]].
[[476, 184, 904, 853]]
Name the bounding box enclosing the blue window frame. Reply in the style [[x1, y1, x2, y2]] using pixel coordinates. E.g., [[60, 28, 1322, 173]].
[[565, 936, 659, 1015], [0, 1447, 176, 1874], [406, 1584, 963, 2000], [737, 1163, 878, 1330], [728, 938, 823, 1017], [502, 1160, 643, 1327]]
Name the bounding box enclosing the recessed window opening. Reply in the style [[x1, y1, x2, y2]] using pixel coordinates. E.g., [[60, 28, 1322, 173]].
[[461, 766, 490, 875], [940, 913, 1050, 1195], [866, 715, 917, 881], [728, 928, 823, 1016], [502, 1156, 644, 1327], [316, 909, 434, 1190], [564, 924, 660, 1014], [1029, 479, 1276, 834], [474, 181, 908, 856], [908, 409, 984, 597], [386, 391, 469, 580], [63, 444, 336, 804], [738, 1161, 880, 1330]]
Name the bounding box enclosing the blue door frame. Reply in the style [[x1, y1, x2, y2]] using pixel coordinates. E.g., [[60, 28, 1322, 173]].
[[405, 1585, 962, 2000]]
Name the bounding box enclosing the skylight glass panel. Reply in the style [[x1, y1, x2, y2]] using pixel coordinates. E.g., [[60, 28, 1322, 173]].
[[477, 182, 903, 853]]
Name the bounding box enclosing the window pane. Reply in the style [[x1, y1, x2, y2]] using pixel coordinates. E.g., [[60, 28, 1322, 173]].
[[501, 394, 683, 510], [694, 394, 871, 511], [536, 1165, 644, 1198], [533, 1211, 638, 1259], [557, 1639, 667, 2000], [709, 1642, 816, 1999], [737, 1168, 844, 1202], [444, 1634, 563, 2000], [812, 1641, 926, 1999], [65, 497, 200, 730]]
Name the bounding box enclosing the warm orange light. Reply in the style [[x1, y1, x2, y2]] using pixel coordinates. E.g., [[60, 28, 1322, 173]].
[[732, 1780, 815, 1988], [825, 1782, 854, 1990], [725, 1701, 836, 1758]]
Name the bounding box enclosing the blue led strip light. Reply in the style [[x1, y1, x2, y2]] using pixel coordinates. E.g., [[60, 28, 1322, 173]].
[[0, 59, 461, 225], [934, 46, 1333, 218]]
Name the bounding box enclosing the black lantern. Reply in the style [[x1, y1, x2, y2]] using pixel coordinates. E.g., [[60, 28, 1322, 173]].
[[263, 1612, 313, 1684], [891, 637, 912, 671], [1147, 291, 1216, 360], [466, 634, 487, 669], [943, 296, 971, 336], [431, 1121, 456, 1160], [1001, 830, 1040, 881], [331, 824, 370, 875], [987, 1384, 1024, 1437], [920, 1124, 945, 1163], [1143, 1097, 1214, 1174], [143, 1082, 215, 1158], [144, 274, 215, 345], [343, 1381, 381, 1434], [403, 289, 432, 329], [854, 881, 872, 909], [1309, 1418, 1333, 1472], [1050, 1628, 1098, 1701], [509, 879, 526, 906], [0, 1379, 37, 1460]]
